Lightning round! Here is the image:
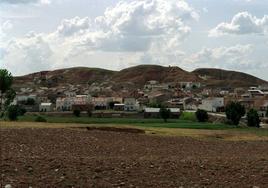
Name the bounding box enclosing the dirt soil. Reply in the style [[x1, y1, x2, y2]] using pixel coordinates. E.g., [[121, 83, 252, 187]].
[[1, 128, 268, 188]]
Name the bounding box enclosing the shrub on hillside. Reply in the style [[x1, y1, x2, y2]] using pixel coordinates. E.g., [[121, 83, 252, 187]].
[[195, 109, 208, 122], [73, 109, 81, 117], [35, 116, 47, 122], [225, 102, 245, 125], [247, 109, 260, 128]]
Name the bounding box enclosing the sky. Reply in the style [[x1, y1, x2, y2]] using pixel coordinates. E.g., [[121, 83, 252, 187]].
[[0, 0, 267, 80]]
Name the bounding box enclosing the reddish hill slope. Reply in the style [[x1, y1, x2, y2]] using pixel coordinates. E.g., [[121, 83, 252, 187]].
[[193, 68, 267, 88], [112, 65, 200, 86], [13, 65, 267, 90], [14, 67, 115, 88]]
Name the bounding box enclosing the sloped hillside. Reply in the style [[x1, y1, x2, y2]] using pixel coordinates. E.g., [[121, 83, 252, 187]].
[[112, 65, 200, 86], [13, 65, 267, 90], [193, 68, 267, 88], [14, 67, 115, 88]]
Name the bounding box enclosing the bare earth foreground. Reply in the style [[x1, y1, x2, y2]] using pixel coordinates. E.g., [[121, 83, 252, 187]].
[[1, 125, 268, 187]]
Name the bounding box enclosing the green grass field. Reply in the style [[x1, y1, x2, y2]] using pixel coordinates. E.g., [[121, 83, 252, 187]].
[[17, 115, 233, 129], [1, 114, 267, 140], [16, 115, 267, 135]]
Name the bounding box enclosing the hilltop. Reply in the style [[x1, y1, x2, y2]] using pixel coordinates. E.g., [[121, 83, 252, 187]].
[[13, 65, 267, 91]]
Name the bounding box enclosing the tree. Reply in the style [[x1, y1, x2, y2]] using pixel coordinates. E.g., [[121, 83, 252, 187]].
[[7, 105, 19, 121], [266, 108, 268, 118], [195, 109, 208, 122], [3, 88, 16, 110], [87, 109, 92, 117], [0, 69, 13, 114], [160, 107, 171, 122], [73, 109, 81, 117], [247, 109, 260, 128], [225, 102, 245, 125], [18, 106, 27, 116]]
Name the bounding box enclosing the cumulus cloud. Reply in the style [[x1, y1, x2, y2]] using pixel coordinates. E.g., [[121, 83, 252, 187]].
[[1, 0, 199, 75], [0, 20, 13, 41], [182, 44, 268, 76], [1, 32, 53, 75], [56, 17, 91, 37], [54, 0, 198, 52], [1, 20, 13, 30], [209, 12, 268, 36]]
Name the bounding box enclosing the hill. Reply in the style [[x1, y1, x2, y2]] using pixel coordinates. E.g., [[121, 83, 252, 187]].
[[13, 65, 267, 91], [14, 67, 115, 89], [112, 65, 200, 86], [192, 68, 267, 88]]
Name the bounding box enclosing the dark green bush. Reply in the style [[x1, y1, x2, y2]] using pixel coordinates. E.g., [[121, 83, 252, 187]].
[[35, 116, 47, 122], [225, 102, 245, 125], [160, 107, 171, 122], [73, 109, 81, 117], [7, 105, 19, 121], [87, 109, 92, 117], [18, 106, 27, 116], [247, 109, 260, 128], [195, 109, 208, 122]]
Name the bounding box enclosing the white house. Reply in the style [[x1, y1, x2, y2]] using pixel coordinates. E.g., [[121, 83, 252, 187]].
[[124, 98, 140, 111], [183, 98, 200, 111], [56, 98, 74, 111], [199, 97, 224, 112], [248, 88, 264, 98], [56, 95, 92, 111], [74, 95, 92, 105], [92, 97, 110, 110], [17, 94, 37, 103], [39, 103, 53, 112]]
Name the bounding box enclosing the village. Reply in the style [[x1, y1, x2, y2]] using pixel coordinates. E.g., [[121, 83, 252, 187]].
[[12, 74, 268, 122]]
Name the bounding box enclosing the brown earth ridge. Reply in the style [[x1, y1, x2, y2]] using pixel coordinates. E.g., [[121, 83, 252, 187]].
[[13, 65, 267, 90]]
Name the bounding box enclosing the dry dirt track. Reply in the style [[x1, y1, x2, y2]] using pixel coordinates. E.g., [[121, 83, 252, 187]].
[[1, 128, 268, 188]]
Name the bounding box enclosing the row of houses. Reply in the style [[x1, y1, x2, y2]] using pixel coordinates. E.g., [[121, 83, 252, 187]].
[[11, 91, 228, 113], [12, 84, 268, 117], [38, 96, 140, 112], [34, 96, 226, 113]]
